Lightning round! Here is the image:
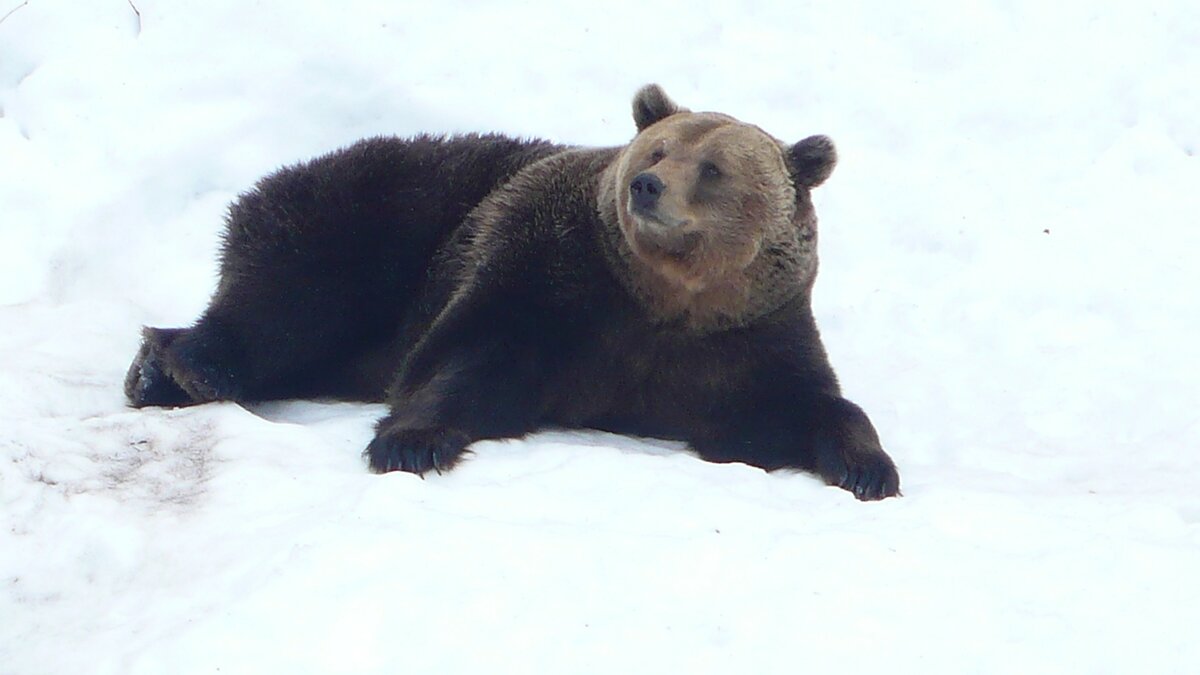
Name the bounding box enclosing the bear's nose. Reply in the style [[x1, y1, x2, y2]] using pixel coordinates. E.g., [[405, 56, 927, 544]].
[[629, 173, 664, 213]]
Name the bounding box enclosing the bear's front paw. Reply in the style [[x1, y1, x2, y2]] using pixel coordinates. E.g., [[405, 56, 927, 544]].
[[365, 426, 472, 475], [817, 444, 900, 501]]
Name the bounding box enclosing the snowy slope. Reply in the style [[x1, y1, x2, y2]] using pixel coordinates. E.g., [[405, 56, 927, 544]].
[[2, 1, 1199, 673]]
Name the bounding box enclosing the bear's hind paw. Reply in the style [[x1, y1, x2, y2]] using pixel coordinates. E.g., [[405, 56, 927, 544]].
[[124, 328, 193, 408]]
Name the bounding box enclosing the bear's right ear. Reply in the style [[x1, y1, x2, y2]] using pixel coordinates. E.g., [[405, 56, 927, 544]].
[[788, 135, 838, 188], [633, 84, 688, 132]]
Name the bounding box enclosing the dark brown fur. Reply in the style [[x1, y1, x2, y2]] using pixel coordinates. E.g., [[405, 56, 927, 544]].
[[125, 85, 900, 500]]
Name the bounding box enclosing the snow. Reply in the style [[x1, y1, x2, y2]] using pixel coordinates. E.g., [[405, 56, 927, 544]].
[[2, 1, 1199, 672]]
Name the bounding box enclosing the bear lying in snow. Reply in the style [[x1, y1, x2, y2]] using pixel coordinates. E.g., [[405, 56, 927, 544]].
[[125, 84, 900, 500]]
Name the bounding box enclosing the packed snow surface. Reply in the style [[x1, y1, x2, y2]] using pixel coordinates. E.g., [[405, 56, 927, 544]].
[[2, 1, 1199, 673]]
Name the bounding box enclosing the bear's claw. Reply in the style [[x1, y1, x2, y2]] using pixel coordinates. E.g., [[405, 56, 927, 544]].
[[837, 460, 901, 501], [827, 452, 901, 501], [366, 427, 472, 475]]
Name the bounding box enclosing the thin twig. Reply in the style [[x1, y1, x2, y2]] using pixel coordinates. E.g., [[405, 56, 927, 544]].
[[0, 1, 30, 27], [127, 0, 141, 35]]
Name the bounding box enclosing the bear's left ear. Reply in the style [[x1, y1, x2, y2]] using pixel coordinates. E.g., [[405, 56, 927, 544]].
[[788, 135, 837, 188], [633, 84, 689, 132]]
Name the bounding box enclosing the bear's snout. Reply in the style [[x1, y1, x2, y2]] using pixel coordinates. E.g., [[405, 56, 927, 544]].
[[629, 172, 665, 214]]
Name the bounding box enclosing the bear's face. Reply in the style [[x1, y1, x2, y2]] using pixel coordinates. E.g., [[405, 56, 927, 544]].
[[615, 112, 797, 291], [601, 85, 838, 328]]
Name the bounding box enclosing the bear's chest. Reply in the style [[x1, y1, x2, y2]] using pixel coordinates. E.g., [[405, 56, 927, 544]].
[[542, 312, 764, 439]]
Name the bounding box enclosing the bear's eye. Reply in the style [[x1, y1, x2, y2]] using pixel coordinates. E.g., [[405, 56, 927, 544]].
[[649, 149, 666, 164], [700, 162, 722, 180]]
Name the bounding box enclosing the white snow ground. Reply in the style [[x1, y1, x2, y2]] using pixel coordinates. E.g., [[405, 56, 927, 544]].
[[2, 1, 1199, 673]]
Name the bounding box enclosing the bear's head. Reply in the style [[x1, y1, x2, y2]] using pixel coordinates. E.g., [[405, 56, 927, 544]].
[[599, 84, 837, 330]]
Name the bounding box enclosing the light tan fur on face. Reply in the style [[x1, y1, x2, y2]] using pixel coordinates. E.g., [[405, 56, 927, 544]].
[[598, 111, 819, 331]]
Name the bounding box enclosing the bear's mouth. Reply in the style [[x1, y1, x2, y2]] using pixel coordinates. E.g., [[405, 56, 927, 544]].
[[630, 215, 701, 260], [629, 200, 689, 229]]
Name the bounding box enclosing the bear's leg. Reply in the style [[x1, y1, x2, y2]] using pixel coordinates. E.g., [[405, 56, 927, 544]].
[[806, 397, 901, 501], [693, 396, 900, 501], [364, 297, 544, 475], [125, 278, 403, 409], [365, 349, 541, 474]]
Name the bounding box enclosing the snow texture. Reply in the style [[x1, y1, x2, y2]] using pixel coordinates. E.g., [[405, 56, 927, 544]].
[[2, 1, 1199, 673]]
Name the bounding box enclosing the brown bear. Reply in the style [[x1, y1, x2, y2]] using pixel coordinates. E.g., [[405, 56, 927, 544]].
[[125, 84, 900, 500]]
